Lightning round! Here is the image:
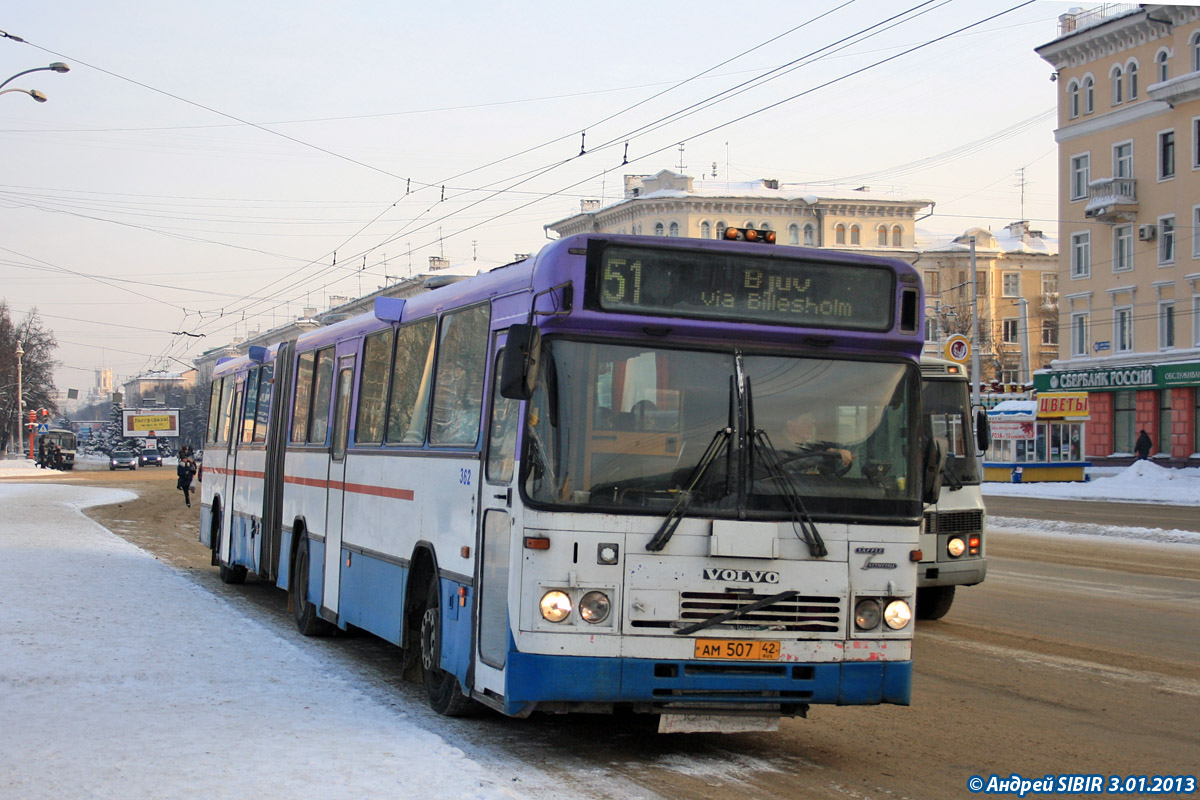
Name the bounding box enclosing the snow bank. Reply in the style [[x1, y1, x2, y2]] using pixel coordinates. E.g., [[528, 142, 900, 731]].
[[984, 460, 1200, 506]]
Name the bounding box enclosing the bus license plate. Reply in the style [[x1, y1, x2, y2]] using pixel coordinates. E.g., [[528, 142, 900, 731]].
[[693, 639, 781, 660]]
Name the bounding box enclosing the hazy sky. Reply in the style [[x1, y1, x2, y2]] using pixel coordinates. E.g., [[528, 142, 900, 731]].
[[0, 1, 1070, 394]]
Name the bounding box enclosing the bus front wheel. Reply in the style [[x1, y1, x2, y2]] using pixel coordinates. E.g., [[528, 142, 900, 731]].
[[916, 585, 955, 620], [420, 581, 479, 717]]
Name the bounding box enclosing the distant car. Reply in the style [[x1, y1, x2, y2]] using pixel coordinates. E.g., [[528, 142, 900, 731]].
[[139, 449, 163, 467], [110, 450, 138, 471]]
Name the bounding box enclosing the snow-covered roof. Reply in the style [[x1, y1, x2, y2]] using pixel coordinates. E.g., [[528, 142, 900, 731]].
[[916, 225, 1058, 256], [988, 400, 1038, 418]]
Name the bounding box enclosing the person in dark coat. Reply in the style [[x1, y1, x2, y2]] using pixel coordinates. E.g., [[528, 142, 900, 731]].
[[1134, 429, 1152, 460], [177, 456, 197, 507]]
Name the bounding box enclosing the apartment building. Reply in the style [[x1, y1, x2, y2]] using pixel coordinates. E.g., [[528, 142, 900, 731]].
[[1037, 4, 1200, 463]]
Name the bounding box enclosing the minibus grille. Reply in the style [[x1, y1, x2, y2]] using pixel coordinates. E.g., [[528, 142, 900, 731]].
[[925, 510, 984, 535], [630, 591, 841, 633]]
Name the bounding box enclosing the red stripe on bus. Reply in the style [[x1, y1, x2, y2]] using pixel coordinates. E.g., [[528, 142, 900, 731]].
[[207, 466, 413, 501]]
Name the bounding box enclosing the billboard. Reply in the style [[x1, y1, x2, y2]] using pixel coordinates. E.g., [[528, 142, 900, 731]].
[[122, 409, 180, 438]]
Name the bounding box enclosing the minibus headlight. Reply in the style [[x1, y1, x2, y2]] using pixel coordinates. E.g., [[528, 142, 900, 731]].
[[947, 537, 966, 557], [578, 591, 610, 624], [854, 599, 881, 631], [884, 600, 912, 630], [539, 590, 572, 622]]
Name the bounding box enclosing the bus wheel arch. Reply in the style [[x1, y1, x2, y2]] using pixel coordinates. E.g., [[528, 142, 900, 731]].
[[916, 585, 955, 620], [208, 497, 222, 567], [418, 572, 478, 717]]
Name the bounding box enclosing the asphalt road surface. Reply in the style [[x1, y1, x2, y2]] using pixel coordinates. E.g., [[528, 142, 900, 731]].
[[985, 494, 1200, 532], [13, 466, 1200, 799]]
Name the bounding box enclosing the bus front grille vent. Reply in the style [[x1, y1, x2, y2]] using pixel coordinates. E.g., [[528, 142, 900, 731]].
[[924, 510, 984, 535], [670, 591, 841, 633]]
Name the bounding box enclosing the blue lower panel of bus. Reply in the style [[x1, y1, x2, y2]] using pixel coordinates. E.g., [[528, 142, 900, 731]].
[[502, 653, 911, 716], [229, 512, 259, 573], [339, 553, 408, 645]]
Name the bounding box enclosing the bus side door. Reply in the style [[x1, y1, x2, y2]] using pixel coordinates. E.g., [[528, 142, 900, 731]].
[[475, 334, 520, 697], [219, 378, 245, 566], [322, 351, 356, 620]]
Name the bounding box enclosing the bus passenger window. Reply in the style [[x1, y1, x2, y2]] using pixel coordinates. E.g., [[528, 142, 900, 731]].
[[308, 347, 335, 445], [291, 351, 315, 443], [430, 304, 490, 446], [357, 330, 393, 444], [386, 319, 436, 444], [486, 351, 519, 484]]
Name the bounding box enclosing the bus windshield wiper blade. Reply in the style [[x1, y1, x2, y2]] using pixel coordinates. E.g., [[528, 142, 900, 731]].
[[674, 589, 800, 636], [645, 427, 731, 552], [942, 463, 964, 491], [751, 429, 828, 558]]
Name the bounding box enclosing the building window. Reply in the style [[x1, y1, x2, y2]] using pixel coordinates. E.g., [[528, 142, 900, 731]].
[[1071, 312, 1089, 356], [654, 222, 664, 236], [892, 225, 902, 247], [788, 223, 799, 245], [1156, 49, 1169, 83], [1042, 319, 1058, 346], [1043, 272, 1058, 294], [1114, 225, 1133, 272], [1159, 216, 1176, 265], [1159, 130, 1176, 180], [1194, 117, 1200, 169], [850, 225, 861, 245], [1195, 294, 1200, 346], [668, 221, 679, 237], [716, 222, 727, 239], [1194, 206, 1200, 258], [1111, 65, 1123, 105], [1002, 318, 1019, 343], [1114, 306, 1133, 352], [803, 224, 815, 245], [835, 224, 846, 245], [977, 273, 989, 297], [877, 225, 888, 246], [1084, 76, 1094, 113], [1127, 61, 1138, 99], [1113, 390, 1136, 454], [1114, 141, 1133, 178], [924, 270, 940, 296], [1002, 272, 1021, 297], [745, 221, 756, 229], [700, 221, 711, 239], [924, 317, 937, 342], [1193, 31, 1200, 72], [1070, 153, 1090, 201], [1160, 301, 1176, 348], [1071, 232, 1091, 278], [1068, 80, 1080, 118]]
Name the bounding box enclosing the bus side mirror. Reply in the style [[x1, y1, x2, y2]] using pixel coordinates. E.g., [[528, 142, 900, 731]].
[[500, 324, 541, 400], [973, 407, 990, 453], [922, 437, 946, 505]]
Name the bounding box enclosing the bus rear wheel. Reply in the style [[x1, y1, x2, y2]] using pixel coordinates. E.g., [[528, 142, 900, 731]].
[[292, 542, 333, 636], [219, 563, 247, 584], [420, 581, 479, 717], [916, 585, 955, 620]]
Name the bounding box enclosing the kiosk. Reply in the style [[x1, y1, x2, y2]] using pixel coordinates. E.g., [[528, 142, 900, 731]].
[[983, 395, 1090, 482]]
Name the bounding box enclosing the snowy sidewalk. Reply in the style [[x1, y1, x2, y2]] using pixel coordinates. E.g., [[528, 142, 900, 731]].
[[0, 483, 539, 800]]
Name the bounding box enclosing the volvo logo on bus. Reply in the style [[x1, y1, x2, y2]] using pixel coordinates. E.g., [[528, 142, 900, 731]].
[[855, 547, 897, 569], [703, 568, 780, 584]]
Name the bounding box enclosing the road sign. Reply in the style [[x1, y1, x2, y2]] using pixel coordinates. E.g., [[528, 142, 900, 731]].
[[944, 334, 970, 363], [36, 423, 49, 434]]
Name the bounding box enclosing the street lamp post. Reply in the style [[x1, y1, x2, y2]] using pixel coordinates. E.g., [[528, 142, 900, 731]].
[[0, 62, 69, 104], [15, 342, 24, 457]]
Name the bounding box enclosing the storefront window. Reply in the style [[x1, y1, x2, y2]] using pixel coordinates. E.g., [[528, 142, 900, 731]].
[[1159, 390, 1172, 457], [1113, 390, 1136, 454]]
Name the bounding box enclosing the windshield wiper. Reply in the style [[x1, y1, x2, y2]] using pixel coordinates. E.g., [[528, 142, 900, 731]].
[[941, 454, 964, 492], [646, 427, 731, 552], [750, 428, 829, 558], [674, 589, 800, 636]]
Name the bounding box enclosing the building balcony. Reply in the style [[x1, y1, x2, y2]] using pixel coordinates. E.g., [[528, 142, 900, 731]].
[[1084, 178, 1137, 223]]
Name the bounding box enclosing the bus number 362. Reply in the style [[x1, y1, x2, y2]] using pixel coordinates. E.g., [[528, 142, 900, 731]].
[[459, 468, 472, 485]]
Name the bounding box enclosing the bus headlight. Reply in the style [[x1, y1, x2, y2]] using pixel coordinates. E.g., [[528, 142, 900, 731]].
[[884, 600, 912, 630], [947, 537, 966, 557], [540, 590, 572, 622], [854, 599, 881, 630], [578, 591, 610, 624]]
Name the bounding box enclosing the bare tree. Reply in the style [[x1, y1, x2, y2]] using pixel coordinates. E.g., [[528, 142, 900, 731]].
[[0, 301, 59, 452]]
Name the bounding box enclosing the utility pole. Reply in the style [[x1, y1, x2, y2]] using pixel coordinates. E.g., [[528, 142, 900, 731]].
[[15, 341, 24, 456], [1018, 297, 1031, 387], [970, 237, 981, 407]]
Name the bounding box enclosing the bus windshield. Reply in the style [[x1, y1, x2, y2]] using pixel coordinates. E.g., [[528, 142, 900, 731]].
[[921, 378, 980, 485], [521, 339, 920, 520]]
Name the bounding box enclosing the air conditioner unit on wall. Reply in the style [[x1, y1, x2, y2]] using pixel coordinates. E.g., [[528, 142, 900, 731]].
[[1138, 224, 1157, 241]]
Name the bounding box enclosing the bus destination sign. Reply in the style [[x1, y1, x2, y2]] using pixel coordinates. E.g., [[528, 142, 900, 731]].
[[590, 245, 894, 331]]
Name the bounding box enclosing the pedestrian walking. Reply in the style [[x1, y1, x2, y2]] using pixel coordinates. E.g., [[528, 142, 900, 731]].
[[177, 456, 197, 507], [1134, 429, 1152, 460]]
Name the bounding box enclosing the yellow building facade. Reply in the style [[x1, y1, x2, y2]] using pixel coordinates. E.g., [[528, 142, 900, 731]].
[[1037, 4, 1200, 464]]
